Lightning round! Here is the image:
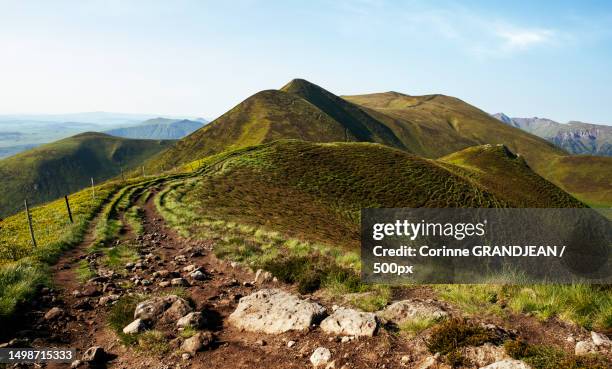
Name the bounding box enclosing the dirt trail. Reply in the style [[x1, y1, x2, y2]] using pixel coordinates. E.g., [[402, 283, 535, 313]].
[[3, 184, 599, 369]]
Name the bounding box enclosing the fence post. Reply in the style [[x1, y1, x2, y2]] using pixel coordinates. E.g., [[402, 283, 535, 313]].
[[142, 166, 145, 177], [120, 166, 125, 182], [91, 177, 95, 200], [64, 195, 73, 224], [24, 199, 37, 248]]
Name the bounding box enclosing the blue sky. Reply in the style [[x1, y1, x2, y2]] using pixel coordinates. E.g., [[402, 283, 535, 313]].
[[1, 0, 611, 124]]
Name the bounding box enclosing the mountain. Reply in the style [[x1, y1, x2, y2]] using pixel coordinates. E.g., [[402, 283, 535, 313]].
[[169, 140, 583, 252], [0, 132, 174, 217], [104, 118, 205, 140], [148, 79, 611, 206], [492, 114, 612, 156]]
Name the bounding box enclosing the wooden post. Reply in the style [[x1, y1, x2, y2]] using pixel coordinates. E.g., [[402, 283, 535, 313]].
[[64, 195, 73, 223], [24, 199, 37, 248], [91, 177, 95, 200], [142, 166, 145, 177], [120, 166, 125, 182]]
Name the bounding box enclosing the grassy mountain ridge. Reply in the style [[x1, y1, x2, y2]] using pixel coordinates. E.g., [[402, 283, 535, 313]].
[[162, 140, 584, 255], [0, 132, 173, 217]]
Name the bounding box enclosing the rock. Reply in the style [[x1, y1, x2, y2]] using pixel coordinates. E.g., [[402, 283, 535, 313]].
[[190, 270, 206, 281], [98, 294, 120, 306], [44, 307, 64, 320], [70, 359, 83, 368], [171, 278, 189, 287], [575, 340, 597, 356], [256, 339, 267, 346], [183, 264, 198, 272], [287, 340, 296, 348], [161, 298, 192, 322], [254, 269, 273, 284], [134, 295, 179, 321], [325, 361, 336, 369], [177, 312, 205, 329], [181, 353, 191, 361], [377, 299, 447, 324], [463, 343, 510, 367], [479, 359, 531, 369], [125, 262, 135, 269], [159, 281, 170, 288], [310, 347, 332, 367], [228, 289, 326, 334], [81, 346, 105, 362], [80, 285, 100, 297], [181, 331, 214, 354], [400, 355, 410, 363], [123, 319, 146, 334], [591, 331, 611, 347], [320, 307, 377, 337]]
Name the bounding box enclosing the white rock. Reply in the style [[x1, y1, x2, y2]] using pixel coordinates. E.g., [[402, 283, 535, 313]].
[[321, 307, 377, 337], [310, 347, 332, 367], [183, 264, 198, 272], [228, 289, 326, 334], [575, 340, 597, 356], [134, 295, 179, 321], [171, 277, 189, 287], [254, 269, 273, 284], [287, 340, 296, 348], [44, 307, 64, 320], [463, 343, 510, 367], [377, 299, 447, 324], [122, 319, 146, 334], [479, 359, 531, 369], [591, 331, 611, 347], [190, 270, 206, 280], [177, 312, 205, 328]]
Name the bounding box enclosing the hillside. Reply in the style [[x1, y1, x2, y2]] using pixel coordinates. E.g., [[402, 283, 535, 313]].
[[105, 118, 205, 140], [492, 114, 612, 156], [162, 140, 583, 252], [0, 132, 173, 217]]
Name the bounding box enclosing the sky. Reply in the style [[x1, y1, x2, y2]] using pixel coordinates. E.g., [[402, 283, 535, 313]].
[[1, 0, 611, 124]]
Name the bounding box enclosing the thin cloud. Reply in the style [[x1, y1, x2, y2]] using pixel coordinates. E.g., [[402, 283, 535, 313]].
[[496, 28, 555, 51]]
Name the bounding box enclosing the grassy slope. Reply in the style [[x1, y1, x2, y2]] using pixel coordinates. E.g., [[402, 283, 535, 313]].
[[165, 140, 582, 252], [0, 132, 174, 217], [343, 91, 612, 206], [440, 144, 585, 208]]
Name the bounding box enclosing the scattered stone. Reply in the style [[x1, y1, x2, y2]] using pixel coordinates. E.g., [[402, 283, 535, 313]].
[[125, 262, 135, 270], [134, 295, 179, 321], [254, 269, 273, 284], [123, 319, 146, 334], [320, 307, 377, 337], [81, 346, 105, 362], [228, 289, 326, 334], [161, 298, 192, 322], [256, 339, 267, 346], [287, 340, 296, 348], [159, 281, 170, 288], [325, 361, 336, 369], [400, 355, 410, 363], [479, 359, 531, 369], [463, 343, 509, 367], [575, 340, 597, 356], [310, 347, 332, 367], [181, 331, 214, 354], [80, 285, 100, 297], [377, 299, 447, 324], [177, 312, 205, 329], [44, 307, 64, 320], [190, 270, 206, 281], [171, 278, 189, 287], [591, 331, 611, 347], [181, 353, 191, 361], [98, 294, 120, 306]]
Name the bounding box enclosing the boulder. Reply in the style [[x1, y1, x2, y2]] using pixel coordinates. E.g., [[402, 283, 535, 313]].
[[81, 346, 105, 362], [479, 359, 531, 369], [123, 319, 146, 334], [181, 331, 214, 354], [44, 307, 64, 320], [463, 343, 510, 367], [254, 269, 273, 284], [310, 347, 332, 367], [377, 299, 447, 324], [591, 331, 611, 347], [228, 289, 326, 334], [161, 298, 193, 323], [177, 312, 205, 329], [134, 295, 179, 321], [320, 307, 377, 337], [98, 294, 120, 306], [190, 270, 207, 281], [171, 278, 189, 287], [575, 340, 597, 356]]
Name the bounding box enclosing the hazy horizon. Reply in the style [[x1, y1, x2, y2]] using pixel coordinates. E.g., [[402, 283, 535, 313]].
[[1, 1, 612, 125]]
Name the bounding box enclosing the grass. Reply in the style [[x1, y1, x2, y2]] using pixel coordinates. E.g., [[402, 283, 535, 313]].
[[436, 284, 612, 331], [0, 132, 174, 217], [398, 316, 442, 338], [136, 330, 170, 355], [504, 340, 609, 369], [75, 259, 95, 283], [425, 318, 503, 356], [101, 244, 139, 272], [108, 294, 149, 346], [0, 261, 49, 317]]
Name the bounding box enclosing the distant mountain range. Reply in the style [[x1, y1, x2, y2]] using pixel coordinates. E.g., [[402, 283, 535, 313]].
[[492, 113, 612, 156], [104, 118, 206, 140]]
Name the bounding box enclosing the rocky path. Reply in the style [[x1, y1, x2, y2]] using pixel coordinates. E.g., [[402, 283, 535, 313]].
[[2, 186, 609, 369]]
